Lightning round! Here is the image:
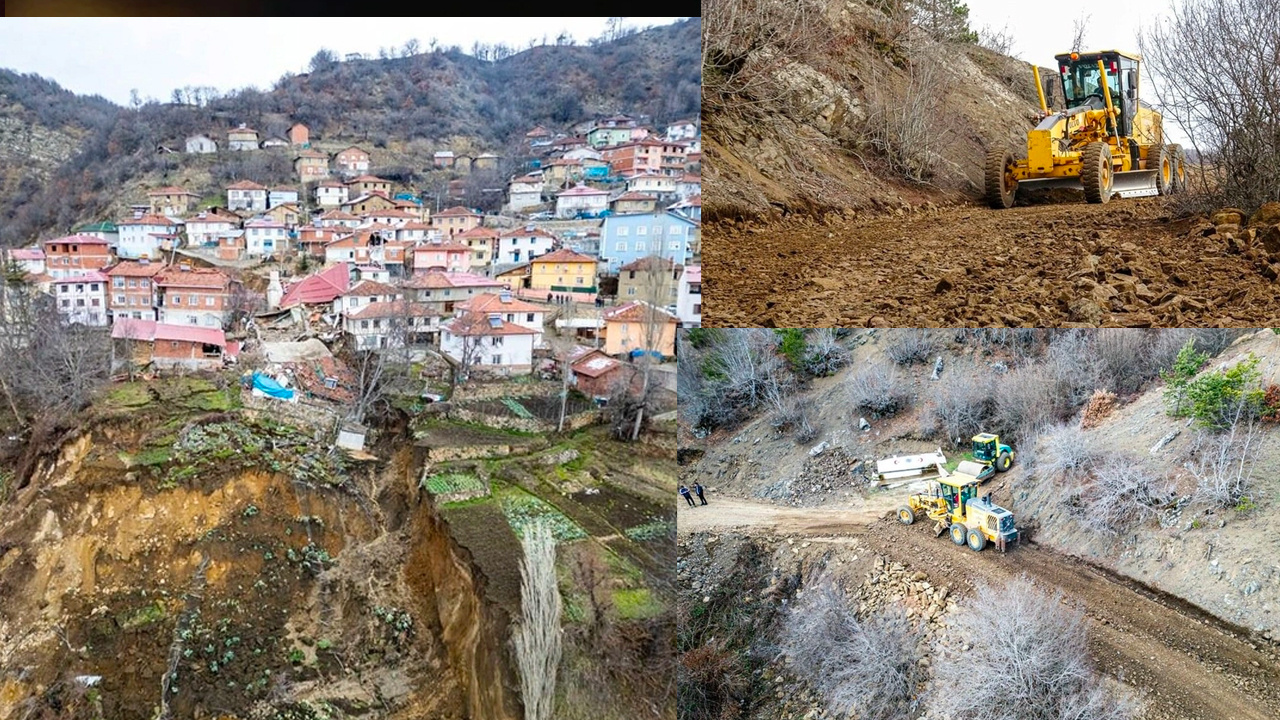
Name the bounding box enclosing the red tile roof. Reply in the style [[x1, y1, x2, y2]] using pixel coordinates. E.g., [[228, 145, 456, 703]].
[[456, 226, 499, 239], [619, 256, 678, 272], [112, 318, 157, 341], [120, 214, 177, 227], [280, 263, 350, 307], [11, 248, 44, 261], [500, 227, 557, 239], [346, 174, 389, 183], [614, 191, 656, 202], [155, 323, 227, 347], [603, 301, 678, 323], [399, 221, 434, 231], [557, 184, 608, 197], [444, 312, 538, 336], [186, 210, 241, 225], [155, 267, 230, 289], [226, 180, 266, 191], [344, 279, 400, 297], [45, 234, 109, 246], [295, 149, 328, 159], [532, 248, 595, 264], [413, 242, 472, 253], [457, 292, 543, 314], [572, 353, 621, 378], [434, 206, 481, 218], [106, 260, 168, 277], [347, 300, 439, 320], [402, 271, 503, 290], [52, 271, 108, 283], [319, 210, 360, 221], [364, 208, 418, 218]]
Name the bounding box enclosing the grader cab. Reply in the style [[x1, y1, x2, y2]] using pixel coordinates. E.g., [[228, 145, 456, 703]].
[[898, 475, 1019, 552]]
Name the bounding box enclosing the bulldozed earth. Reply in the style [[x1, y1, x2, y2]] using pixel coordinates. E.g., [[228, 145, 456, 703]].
[[703, 197, 1280, 327]]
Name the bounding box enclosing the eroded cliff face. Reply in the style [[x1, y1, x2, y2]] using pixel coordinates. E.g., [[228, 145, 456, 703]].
[[0, 422, 520, 720]]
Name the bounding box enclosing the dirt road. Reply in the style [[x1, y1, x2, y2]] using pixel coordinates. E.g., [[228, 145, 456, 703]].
[[704, 197, 1280, 327], [678, 498, 1280, 720]]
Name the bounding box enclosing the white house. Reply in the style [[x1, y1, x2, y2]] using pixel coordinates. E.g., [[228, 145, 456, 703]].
[[268, 187, 299, 208], [665, 119, 698, 142], [52, 272, 108, 326], [8, 247, 45, 275], [185, 134, 217, 154], [440, 311, 537, 375], [317, 210, 361, 229], [677, 265, 701, 327], [227, 124, 260, 151], [555, 184, 610, 219], [185, 210, 241, 247], [563, 147, 603, 162], [497, 227, 557, 265], [334, 279, 401, 317], [314, 181, 349, 207], [227, 180, 268, 212], [626, 173, 676, 198], [455, 291, 545, 346], [677, 173, 701, 200], [117, 214, 178, 260], [345, 300, 440, 350], [508, 174, 544, 212], [395, 222, 438, 243], [244, 219, 289, 257]]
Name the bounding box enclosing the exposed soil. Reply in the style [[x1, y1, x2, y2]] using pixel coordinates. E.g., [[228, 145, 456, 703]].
[[704, 197, 1280, 326], [678, 498, 1280, 720]]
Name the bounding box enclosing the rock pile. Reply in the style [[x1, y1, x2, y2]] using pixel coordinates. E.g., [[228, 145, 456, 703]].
[[757, 446, 874, 506]]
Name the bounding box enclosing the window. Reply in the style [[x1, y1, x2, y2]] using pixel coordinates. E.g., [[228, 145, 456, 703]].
[[690, 283, 702, 295], [526, 313, 535, 322], [91, 298, 100, 307], [636, 226, 647, 235], [653, 226, 663, 235], [206, 297, 215, 307], [76, 299, 85, 307], [492, 354, 503, 364], [76, 284, 84, 293], [59, 285, 68, 294], [506, 313, 514, 322], [627, 287, 636, 295], [113, 277, 124, 288], [361, 320, 369, 329], [669, 241, 679, 251], [173, 295, 182, 305], [617, 226, 628, 236], [141, 279, 149, 288], [636, 241, 645, 252], [621, 323, 629, 333], [492, 336, 504, 346], [115, 294, 126, 304], [187, 315, 197, 325], [616, 242, 627, 252], [60, 299, 69, 308], [693, 303, 701, 313]]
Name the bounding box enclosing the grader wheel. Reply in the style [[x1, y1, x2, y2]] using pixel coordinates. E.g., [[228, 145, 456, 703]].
[[984, 149, 1018, 209], [1170, 144, 1187, 193], [950, 523, 968, 546], [1149, 144, 1171, 195], [1081, 142, 1114, 204], [967, 528, 989, 552], [898, 506, 915, 525]]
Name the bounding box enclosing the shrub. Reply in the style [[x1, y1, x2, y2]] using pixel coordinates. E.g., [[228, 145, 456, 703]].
[[774, 329, 807, 373], [848, 360, 910, 419], [1035, 423, 1104, 480], [803, 328, 849, 377], [1073, 460, 1173, 535], [992, 364, 1058, 444], [929, 577, 1141, 720], [1160, 337, 1210, 416], [1187, 420, 1266, 509], [882, 329, 938, 366], [921, 366, 995, 446], [782, 578, 923, 720], [772, 394, 819, 444], [1170, 353, 1265, 430]]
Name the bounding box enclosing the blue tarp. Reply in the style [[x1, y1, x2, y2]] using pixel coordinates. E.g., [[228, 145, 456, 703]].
[[629, 349, 665, 360], [252, 372, 295, 400]]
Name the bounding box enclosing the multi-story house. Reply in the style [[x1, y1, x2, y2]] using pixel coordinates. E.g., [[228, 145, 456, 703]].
[[244, 219, 289, 257], [334, 146, 371, 177], [147, 186, 199, 216], [498, 227, 557, 265], [602, 301, 677, 357], [440, 310, 538, 375], [314, 180, 349, 207], [185, 134, 217, 154], [430, 206, 482, 238], [268, 187, 299, 208], [677, 265, 701, 327], [294, 149, 330, 181], [602, 138, 682, 177], [508, 173, 544, 212], [598, 211, 698, 273], [456, 226, 499, 269], [116, 214, 178, 260], [226, 180, 268, 212], [52, 272, 108, 326], [227, 124, 260, 151], [346, 175, 391, 198], [155, 267, 231, 328], [617, 256, 680, 307], [106, 260, 165, 322], [185, 209, 241, 247], [412, 240, 472, 274], [665, 119, 699, 142], [455, 291, 545, 345], [317, 210, 361, 229], [555, 184, 609, 219], [43, 234, 112, 279], [626, 173, 677, 199], [530, 249, 597, 297], [400, 271, 504, 314]]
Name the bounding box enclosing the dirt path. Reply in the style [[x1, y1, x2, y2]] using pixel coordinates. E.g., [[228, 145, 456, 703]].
[[679, 497, 1280, 720], [704, 197, 1280, 327]]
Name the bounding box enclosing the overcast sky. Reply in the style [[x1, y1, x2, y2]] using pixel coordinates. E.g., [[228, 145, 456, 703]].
[[0, 17, 684, 106], [966, 0, 1169, 73]]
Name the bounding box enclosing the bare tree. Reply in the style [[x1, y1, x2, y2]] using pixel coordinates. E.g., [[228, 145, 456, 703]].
[[1073, 459, 1173, 535], [848, 359, 909, 419], [513, 521, 562, 720], [882, 328, 939, 366], [1070, 13, 1090, 53], [930, 577, 1141, 720], [1187, 396, 1268, 508], [803, 328, 848, 377], [782, 576, 923, 720], [922, 365, 996, 446]]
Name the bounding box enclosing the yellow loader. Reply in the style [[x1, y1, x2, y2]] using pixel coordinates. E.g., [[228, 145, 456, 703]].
[[985, 50, 1187, 208], [897, 474, 1019, 552]]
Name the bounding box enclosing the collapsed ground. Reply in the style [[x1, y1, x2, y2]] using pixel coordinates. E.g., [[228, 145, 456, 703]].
[[704, 198, 1280, 327]]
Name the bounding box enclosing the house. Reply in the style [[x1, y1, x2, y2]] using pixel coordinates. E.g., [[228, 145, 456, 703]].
[[346, 175, 392, 198], [185, 209, 241, 247], [345, 300, 439, 350], [395, 221, 437, 243], [43, 234, 112, 278], [335, 279, 401, 317], [51, 272, 108, 326], [671, 194, 701, 222], [106, 260, 165, 322], [552, 134, 589, 152], [263, 203, 301, 227], [215, 232, 246, 261], [530, 248, 597, 297], [412, 240, 473, 274], [493, 263, 530, 291], [296, 225, 343, 259], [665, 119, 699, 142], [617, 256, 680, 307], [433, 150, 455, 168], [72, 222, 120, 249], [602, 138, 682, 177], [341, 193, 397, 215], [8, 247, 45, 275], [611, 191, 657, 215], [381, 241, 411, 278], [599, 211, 698, 273], [317, 209, 361, 229], [401, 271, 505, 314], [677, 265, 701, 327], [260, 136, 289, 149], [455, 291, 545, 345], [294, 149, 330, 181], [335, 146, 371, 177], [431, 206, 482, 238], [562, 147, 604, 163], [677, 173, 701, 200], [494, 227, 553, 266], [117, 214, 179, 260], [228, 124, 260, 151], [473, 153, 500, 171], [508, 173, 544, 212], [226, 180, 268, 212], [555, 184, 609, 219], [602, 301, 677, 357], [440, 311, 538, 375], [455, 226, 499, 268], [268, 187, 300, 208], [362, 208, 417, 227], [626, 173, 677, 198], [185, 134, 218, 154], [570, 348, 627, 399], [562, 230, 600, 258], [324, 232, 373, 265], [279, 263, 351, 309], [313, 180, 349, 207], [588, 114, 637, 148], [113, 319, 230, 370], [453, 153, 475, 172], [541, 157, 583, 188], [525, 125, 553, 148], [244, 219, 290, 257], [155, 266, 231, 328], [392, 198, 427, 221], [147, 186, 200, 216], [288, 123, 310, 146]]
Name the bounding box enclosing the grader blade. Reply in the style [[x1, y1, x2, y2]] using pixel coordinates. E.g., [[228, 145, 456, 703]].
[[933, 521, 948, 538], [1110, 169, 1160, 198]]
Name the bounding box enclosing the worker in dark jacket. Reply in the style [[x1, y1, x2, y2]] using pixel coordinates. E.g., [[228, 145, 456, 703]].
[[679, 485, 695, 507], [693, 482, 708, 505]]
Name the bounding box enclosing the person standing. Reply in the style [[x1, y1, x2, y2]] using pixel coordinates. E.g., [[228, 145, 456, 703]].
[[693, 482, 708, 505], [679, 484, 695, 507]]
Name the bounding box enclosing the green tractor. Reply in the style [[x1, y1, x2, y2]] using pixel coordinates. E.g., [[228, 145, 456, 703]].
[[969, 433, 1014, 480]]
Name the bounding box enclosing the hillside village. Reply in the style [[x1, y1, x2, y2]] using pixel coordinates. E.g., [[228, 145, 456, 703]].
[[0, 112, 698, 409]]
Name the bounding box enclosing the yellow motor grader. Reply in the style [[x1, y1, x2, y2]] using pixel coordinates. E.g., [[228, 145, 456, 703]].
[[985, 50, 1187, 208], [897, 474, 1019, 552]]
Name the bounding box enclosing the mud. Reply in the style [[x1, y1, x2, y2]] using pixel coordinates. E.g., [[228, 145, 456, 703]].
[[704, 198, 1280, 327]]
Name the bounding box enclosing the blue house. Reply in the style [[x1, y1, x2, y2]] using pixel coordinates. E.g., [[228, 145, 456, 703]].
[[599, 211, 698, 274]]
